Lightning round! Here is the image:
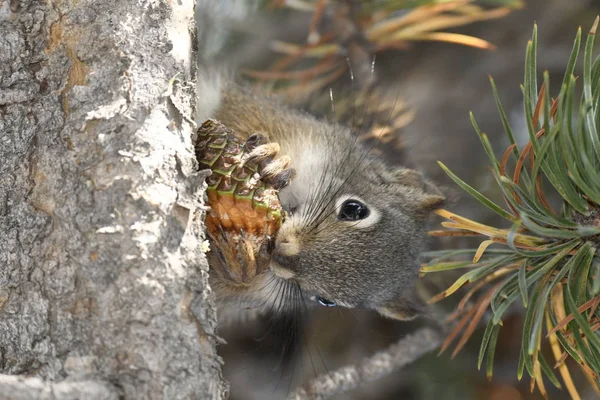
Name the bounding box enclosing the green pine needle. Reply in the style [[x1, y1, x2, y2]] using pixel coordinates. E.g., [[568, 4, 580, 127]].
[[425, 17, 600, 397]]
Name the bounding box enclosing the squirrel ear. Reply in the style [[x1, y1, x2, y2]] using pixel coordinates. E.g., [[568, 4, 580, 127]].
[[418, 193, 446, 212], [387, 167, 446, 212], [388, 168, 427, 188], [376, 295, 424, 321]]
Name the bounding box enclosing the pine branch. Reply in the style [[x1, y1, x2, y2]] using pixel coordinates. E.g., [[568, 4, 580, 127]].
[[251, 0, 521, 98], [287, 327, 442, 400], [423, 16, 600, 398]]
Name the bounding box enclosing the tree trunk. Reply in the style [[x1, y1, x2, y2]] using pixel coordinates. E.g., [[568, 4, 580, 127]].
[[0, 0, 226, 398]]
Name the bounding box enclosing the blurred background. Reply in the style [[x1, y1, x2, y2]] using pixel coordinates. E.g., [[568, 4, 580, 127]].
[[211, 1, 599, 399]]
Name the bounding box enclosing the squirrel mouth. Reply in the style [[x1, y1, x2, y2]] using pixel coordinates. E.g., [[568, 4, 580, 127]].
[[269, 261, 296, 280]]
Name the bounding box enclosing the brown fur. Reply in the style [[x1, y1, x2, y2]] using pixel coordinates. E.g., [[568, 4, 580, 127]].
[[209, 82, 444, 321]]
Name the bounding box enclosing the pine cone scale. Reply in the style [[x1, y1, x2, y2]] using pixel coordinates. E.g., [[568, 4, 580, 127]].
[[195, 119, 290, 285]]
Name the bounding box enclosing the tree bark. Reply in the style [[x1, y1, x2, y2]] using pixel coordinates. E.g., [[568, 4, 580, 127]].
[[0, 0, 226, 398]]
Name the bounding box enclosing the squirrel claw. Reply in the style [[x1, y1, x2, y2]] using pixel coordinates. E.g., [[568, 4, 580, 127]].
[[267, 167, 296, 190], [243, 133, 268, 151], [243, 137, 295, 190], [260, 155, 290, 177], [243, 142, 280, 165], [260, 155, 296, 190]]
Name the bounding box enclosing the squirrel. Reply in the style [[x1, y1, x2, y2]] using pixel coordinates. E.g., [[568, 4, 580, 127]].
[[197, 79, 445, 322], [195, 1, 445, 323]]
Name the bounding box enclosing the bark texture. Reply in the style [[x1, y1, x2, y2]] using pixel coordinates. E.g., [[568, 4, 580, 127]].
[[0, 375, 117, 400], [0, 0, 226, 398]]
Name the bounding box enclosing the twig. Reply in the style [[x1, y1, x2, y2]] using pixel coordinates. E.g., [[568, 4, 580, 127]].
[[330, 0, 377, 89], [287, 326, 443, 400]]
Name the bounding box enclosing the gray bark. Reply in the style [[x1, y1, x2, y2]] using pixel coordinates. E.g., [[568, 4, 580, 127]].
[[0, 375, 117, 400], [0, 0, 226, 398]]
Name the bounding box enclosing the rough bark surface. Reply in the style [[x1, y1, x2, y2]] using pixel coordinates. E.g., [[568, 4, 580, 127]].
[[0, 375, 117, 400], [0, 0, 226, 398]]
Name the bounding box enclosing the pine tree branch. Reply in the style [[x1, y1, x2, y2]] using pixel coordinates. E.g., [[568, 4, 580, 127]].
[[287, 326, 443, 400]]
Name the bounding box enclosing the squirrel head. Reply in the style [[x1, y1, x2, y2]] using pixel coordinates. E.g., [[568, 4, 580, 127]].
[[210, 84, 444, 321], [270, 131, 445, 321]]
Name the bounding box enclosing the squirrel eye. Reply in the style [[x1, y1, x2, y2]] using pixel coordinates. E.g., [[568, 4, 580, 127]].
[[338, 199, 370, 221]]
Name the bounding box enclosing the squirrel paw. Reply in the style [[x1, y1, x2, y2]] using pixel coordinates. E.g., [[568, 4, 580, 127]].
[[242, 134, 296, 190], [261, 156, 296, 190], [243, 142, 281, 165], [243, 133, 268, 149]]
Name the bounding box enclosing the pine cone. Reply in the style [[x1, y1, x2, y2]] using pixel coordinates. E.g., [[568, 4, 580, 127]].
[[195, 119, 290, 285]]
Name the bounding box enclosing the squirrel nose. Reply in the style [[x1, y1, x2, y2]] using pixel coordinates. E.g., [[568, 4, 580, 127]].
[[271, 228, 301, 279], [275, 228, 301, 257], [271, 223, 302, 279]]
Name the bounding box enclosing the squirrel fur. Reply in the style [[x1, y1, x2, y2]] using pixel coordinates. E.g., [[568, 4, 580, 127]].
[[195, 0, 444, 322]]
